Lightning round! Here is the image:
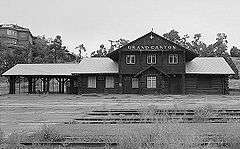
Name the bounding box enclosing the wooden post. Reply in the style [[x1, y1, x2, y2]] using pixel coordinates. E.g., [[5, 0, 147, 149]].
[[9, 76, 16, 94], [18, 76, 21, 94], [32, 78, 36, 93], [70, 78, 74, 94], [28, 77, 33, 94], [61, 78, 66, 94], [46, 78, 50, 93], [52, 78, 54, 93], [58, 77, 62, 93], [41, 78, 46, 93]]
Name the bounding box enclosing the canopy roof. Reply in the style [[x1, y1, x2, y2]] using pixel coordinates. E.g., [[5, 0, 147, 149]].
[[186, 57, 235, 74], [2, 58, 118, 76], [2, 57, 234, 76]]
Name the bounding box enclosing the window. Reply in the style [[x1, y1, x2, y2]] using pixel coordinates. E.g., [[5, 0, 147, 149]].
[[7, 29, 17, 36], [132, 78, 139, 88], [106, 76, 114, 88], [147, 76, 156, 88], [88, 76, 96, 88], [126, 55, 135, 64], [169, 54, 178, 64], [147, 54, 156, 64]]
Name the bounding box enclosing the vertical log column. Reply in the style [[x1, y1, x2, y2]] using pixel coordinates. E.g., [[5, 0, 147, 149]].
[[42, 78, 46, 93], [9, 76, 16, 94], [58, 77, 62, 93], [28, 76, 33, 94], [70, 77, 74, 94], [46, 78, 50, 93], [61, 78, 65, 94], [32, 78, 36, 93]]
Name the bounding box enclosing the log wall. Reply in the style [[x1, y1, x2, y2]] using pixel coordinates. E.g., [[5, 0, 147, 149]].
[[185, 74, 229, 95]]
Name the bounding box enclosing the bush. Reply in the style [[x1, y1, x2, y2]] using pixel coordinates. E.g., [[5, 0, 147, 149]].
[[25, 125, 65, 143]]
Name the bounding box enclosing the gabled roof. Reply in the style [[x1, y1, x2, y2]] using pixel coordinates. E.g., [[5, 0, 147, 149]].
[[2, 58, 118, 76], [186, 57, 235, 74], [2, 63, 79, 76], [107, 31, 198, 61]]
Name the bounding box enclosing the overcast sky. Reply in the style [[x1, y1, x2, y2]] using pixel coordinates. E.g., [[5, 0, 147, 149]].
[[0, 0, 240, 55]]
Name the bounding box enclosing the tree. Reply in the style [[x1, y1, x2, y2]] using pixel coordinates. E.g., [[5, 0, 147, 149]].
[[91, 44, 108, 57], [108, 38, 130, 53], [163, 29, 181, 44], [191, 33, 207, 56], [230, 46, 240, 57], [213, 33, 229, 57], [75, 44, 86, 62]]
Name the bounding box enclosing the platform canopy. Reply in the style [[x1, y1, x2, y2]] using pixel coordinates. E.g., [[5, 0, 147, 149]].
[[186, 57, 235, 74], [2, 58, 119, 76], [2, 57, 234, 76]]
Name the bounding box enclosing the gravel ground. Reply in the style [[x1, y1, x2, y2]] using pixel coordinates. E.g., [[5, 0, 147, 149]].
[[1, 94, 240, 135]]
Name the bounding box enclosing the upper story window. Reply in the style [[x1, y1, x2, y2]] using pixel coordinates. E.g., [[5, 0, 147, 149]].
[[7, 29, 17, 36], [147, 54, 156, 64], [126, 55, 135, 64], [169, 54, 178, 64]]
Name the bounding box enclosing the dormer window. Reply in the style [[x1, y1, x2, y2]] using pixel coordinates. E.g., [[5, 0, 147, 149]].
[[126, 55, 135, 64], [147, 54, 156, 64], [169, 54, 178, 64]]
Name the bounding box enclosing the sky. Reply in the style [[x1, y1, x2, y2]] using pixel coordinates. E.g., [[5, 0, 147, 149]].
[[0, 0, 240, 55]]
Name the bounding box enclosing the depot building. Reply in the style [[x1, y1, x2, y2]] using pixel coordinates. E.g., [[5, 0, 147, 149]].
[[2, 32, 235, 95]]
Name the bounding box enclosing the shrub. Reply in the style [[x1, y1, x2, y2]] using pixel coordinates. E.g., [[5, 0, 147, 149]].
[[25, 125, 65, 143]]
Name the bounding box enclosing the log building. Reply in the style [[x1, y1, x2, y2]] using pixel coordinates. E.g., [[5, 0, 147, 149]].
[[2, 32, 235, 94]]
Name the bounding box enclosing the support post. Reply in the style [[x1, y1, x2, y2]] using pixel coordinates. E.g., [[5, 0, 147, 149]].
[[58, 78, 62, 93], [28, 77, 33, 94], [61, 78, 65, 94], [18, 76, 21, 94], [9, 76, 16, 94], [32, 78, 36, 93], [46, 78, 50, 93], [42, 78, 46, 93], [70, 78, 74, 94]]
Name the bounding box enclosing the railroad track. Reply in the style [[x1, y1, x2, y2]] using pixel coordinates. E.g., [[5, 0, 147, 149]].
[[20, 134, 232, 148], [70, 108, 240, 124]]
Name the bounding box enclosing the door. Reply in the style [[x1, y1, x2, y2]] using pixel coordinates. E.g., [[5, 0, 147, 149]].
[[123, 76, 132, 93], [96, 76, 105, 93], [169, 75, 182, 94]]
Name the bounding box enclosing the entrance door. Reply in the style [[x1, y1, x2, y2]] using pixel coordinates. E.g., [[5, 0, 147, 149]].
[[169, 75, 182, 94], [123, 76, 132, 94], [96, 76, 105, 93]]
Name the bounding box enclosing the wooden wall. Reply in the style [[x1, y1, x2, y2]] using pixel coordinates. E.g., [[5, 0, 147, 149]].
[[122, 67, 170, 94], [185, 74, 229, 94], [76, 74, 120, 94]]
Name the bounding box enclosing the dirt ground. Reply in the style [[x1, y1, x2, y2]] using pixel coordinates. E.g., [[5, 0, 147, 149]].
[[1, 94, 240, 136]]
